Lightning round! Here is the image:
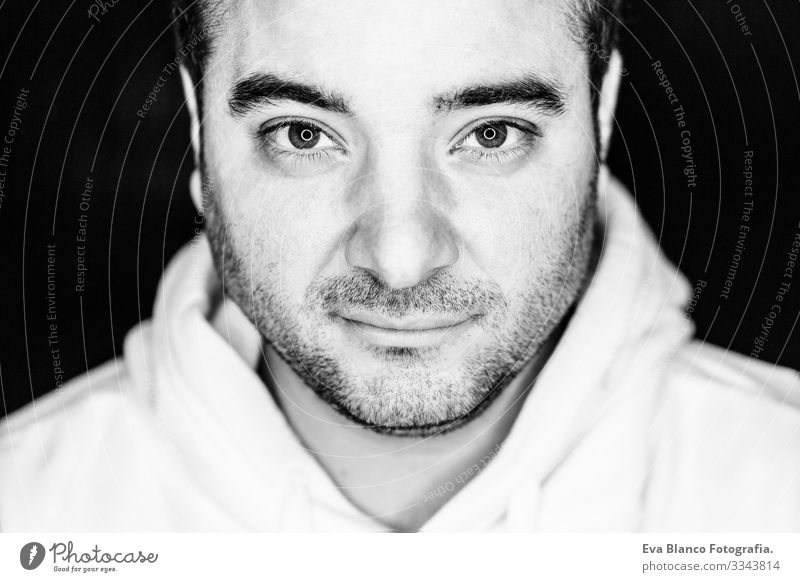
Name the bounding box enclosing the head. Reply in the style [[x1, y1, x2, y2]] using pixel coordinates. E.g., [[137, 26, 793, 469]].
[[173, 0, 625, 436]]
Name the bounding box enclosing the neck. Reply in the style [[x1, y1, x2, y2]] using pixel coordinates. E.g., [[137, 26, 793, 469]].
[[259, 318, 566, 532]]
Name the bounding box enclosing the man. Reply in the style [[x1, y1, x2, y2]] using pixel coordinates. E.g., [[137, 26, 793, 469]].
[[1, 0, 798, 532]]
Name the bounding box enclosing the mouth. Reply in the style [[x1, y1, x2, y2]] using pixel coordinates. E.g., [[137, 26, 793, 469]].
[[334, 311, 481, 348]]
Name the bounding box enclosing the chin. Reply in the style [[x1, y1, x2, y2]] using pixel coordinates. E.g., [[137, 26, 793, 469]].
[[278, 336, 532, 438]]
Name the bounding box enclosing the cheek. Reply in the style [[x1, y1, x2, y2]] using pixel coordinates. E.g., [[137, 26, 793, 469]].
[[210, 167, 349, 303], [452, 161, 594, 295]]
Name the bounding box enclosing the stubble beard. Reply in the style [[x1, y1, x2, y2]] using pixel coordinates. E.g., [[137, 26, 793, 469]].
[[204, 174, 599, 438]]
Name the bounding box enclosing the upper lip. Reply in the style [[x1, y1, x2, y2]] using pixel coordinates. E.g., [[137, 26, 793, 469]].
[[337, 311, 475, 331]]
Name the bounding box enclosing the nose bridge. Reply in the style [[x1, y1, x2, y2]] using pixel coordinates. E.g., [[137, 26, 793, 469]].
[[344, 153, 459, 289], [369, 133, 429, 204], [372, 154, 423, 210]]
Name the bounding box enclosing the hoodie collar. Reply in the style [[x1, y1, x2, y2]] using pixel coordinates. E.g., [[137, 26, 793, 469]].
[[420, 167, 694, 530], [126, 166, 692, 531]]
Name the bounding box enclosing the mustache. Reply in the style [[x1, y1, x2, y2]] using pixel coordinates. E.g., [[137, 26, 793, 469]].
[[305, 270, 507, 317]]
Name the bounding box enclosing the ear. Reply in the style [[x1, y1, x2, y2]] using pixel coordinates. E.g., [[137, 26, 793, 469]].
[[597, 49, 623, 164], [180, 65, 204, 211]]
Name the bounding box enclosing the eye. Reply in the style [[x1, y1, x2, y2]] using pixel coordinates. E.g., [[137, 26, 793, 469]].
[[452, 119, 540, 165], [256, 118, 346, 167], [271, 121, 337, 150], [472, 123, 509, 148]]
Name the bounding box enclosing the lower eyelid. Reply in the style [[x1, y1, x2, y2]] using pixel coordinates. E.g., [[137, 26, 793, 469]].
[[456, 133, 537, 159], [263, 144, 347, 170], [467, 147, 528, 160]]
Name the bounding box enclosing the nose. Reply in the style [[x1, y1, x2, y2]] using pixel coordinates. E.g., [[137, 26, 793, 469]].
[[344, 173, 459, 289]]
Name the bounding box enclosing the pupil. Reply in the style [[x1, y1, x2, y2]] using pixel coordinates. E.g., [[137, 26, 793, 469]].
[[475, 123, 507, 148], [288, 124, 321, 149]]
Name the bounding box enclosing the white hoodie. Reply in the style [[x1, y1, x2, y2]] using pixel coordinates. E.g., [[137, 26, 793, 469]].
[[2, 172, 799, 532]]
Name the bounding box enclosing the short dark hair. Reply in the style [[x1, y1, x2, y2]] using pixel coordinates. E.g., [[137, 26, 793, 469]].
[[574, 0, 625, 107], [170, 0, 223, 111], [172, 0, 625, 111]]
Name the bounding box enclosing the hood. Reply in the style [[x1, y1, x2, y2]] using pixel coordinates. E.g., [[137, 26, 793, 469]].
[[419, 167, 694, 531], [123, 166, 693, 531]]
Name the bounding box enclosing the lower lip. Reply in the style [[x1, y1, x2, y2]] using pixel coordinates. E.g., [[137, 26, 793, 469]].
[[335, 316, 477, 348]]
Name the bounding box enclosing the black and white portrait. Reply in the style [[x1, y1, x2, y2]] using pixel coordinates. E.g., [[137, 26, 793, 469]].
[[1, 0, 799, 543]]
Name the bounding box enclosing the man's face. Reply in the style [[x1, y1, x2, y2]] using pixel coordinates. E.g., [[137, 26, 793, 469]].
[[199, 0, 600, 435]]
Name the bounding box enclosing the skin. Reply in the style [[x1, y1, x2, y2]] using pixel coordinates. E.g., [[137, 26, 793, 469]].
[[182, 0, 622, 530]]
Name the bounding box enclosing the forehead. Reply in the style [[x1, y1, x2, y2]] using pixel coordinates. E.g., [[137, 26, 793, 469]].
[[209, 0, 586, 102]]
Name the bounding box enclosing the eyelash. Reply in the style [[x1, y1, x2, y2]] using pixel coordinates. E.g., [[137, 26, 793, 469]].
[[255, 119, 345, 166], [451, 119, 541, 165], [255, 117, 541, 167]]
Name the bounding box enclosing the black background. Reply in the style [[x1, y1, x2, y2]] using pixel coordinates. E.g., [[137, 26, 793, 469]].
[[1, 1, 799, 416]]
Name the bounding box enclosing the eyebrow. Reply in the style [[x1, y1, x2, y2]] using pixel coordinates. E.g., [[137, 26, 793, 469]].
[[433, 75, 566, 116], [227, 72, 566, 118], [228, 73, 350, 117]]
